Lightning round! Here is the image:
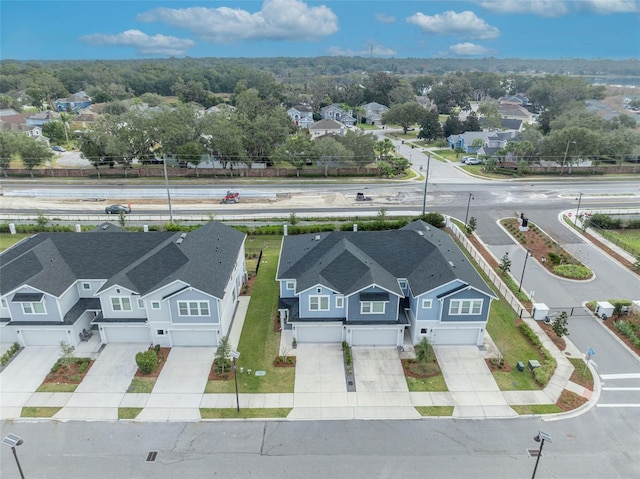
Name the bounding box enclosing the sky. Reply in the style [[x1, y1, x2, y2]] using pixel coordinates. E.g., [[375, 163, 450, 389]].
[[1, 0, 639, 61]]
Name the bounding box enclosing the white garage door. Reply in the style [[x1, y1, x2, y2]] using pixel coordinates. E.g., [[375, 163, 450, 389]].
[[350, 328, 399, 346], [102, 326, 151, 343], [433, 328, 481, 346], [295, 324, 343, 343], [18, 329, 69, 346], [170, 329, 218, 347]]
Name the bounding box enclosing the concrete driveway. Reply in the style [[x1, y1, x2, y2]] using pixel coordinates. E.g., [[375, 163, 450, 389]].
[[0, 346, 60, 418]]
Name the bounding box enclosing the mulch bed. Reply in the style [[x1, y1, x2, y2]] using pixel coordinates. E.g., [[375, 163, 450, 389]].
[[602, 314, 640, 356], [556, 389, 588, 412], [43, 358, 94, 384], [569, 365, 594, 390], [273, 315, 282, 332], [402, 358, 441, 378], [134, 347, 170, 378], [538, 321, 567, 351], [241, 274, 257, 296], [485, 358, 512, 373], [273, 356, 296, 367], [208, 368, 235, 381]]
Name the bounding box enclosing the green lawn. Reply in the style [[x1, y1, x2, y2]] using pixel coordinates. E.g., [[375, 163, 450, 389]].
[[510, 404, 562, 415], [206, 235, 294, 394], [599, 228, 640, 253], [36, 383, 78, 392], [118, 407, 143, 419], [415, 406, 454, 416], [430, 149, 460, 161], [406, 375, 448, 392], [21, 406, 62, 417], [200, 408, 291, 419], [0, 233, 31, 252], [127, 378, 156, 393]]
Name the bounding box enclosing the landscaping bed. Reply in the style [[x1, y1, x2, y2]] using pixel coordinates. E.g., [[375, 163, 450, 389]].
[[127, 346, 170, 393], [273, 356, 296, 367], [402, 355, 448, 392], [38, 357, 94, 392], [501, 218, 593, 280]]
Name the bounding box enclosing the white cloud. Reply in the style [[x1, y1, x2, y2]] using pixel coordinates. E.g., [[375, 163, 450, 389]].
[[137, 0, 338, 43], [581, 0, 640, 14], [328, 44, 397, 57], [448, 42, 494, 56], [407, 10, 500, 40], [80, 30, 195, 56], [475, 0, 570, 17], [375, 13, 396, 24]]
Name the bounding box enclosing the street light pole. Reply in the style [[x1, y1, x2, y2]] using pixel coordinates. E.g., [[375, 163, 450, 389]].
[[421, 154, 431, 215], [2, 433, 25, 479], [518, 248, 532, 293], [464, 193, 474, 226], [575, 192, 583, 226], [230, 350, 241, 412], [531, 431, 552, 479], [559, 140, 575, 175], [162, 156, 174, 223]]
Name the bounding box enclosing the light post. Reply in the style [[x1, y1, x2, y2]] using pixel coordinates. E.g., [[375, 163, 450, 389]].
[[464, 193, 474, 226], [422, 154, 431, 215], [230, 350, 240, 412], [559, 140, 576, 175], [518, 248, 532, 293], [531, 430, 552, 479], [2, 433, 25, 479], [574, 192, 583, 226], [162, 156, 174, 223]]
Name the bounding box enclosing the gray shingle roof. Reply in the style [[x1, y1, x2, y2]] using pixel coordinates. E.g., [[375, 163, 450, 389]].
[[0, 222, 246, 300], [278, 221, 495, 298]]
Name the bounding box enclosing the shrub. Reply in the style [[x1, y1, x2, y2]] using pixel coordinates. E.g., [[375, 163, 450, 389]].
[[135, 350, 158, 374], [547, 252, 561, 265], [77, 361, 89, 374], [554, 264, 592, 279], [518, 323, 542, 348], [420, 212, 445, 228]]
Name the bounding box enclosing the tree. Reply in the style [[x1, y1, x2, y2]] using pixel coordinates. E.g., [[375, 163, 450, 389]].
[[42, 121, 67, 144], [214, 335, 231, 374], [335, 130, 377, 167], [374, 138, 395, 162], [634, 254, 640, 273], [499, 252, 511, 274], [420, 212, 445, 228], [388, 83, 416, 106], [0, 132, 17, 177], [311, 137, 352, 177], [414, 337, 434, 372], [272, 132, 313, 177], [477, 102, 502, 129], [58, 341, 76, 372], [176, 141, 205, 177], [442, 114, 463, 137], [363, 72, 401, 106], [466, 217, 477, 235], [19, 136, 53, 177], [463, 112, 481, 132], [418, 110, 443, 141], [58, 112, 72, 144], [381, 102, 427, 133], [428, 74, 473, 114], [552, 312, 569, 338]]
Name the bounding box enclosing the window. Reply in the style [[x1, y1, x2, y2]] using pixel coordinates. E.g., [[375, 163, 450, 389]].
[[361, 301, 385, 314], [309, 295, 329, 311], [399, 280, 407, 289], [285, 281, 295, 290], [157, 330, 164, 335], [422, 299, 432, 309], [22, 302, 46, 314], [316, 287, 322, 294], [420, 328, 428, 334], [151, 302, 160, 310], [111, 297, 132, 311], [335, 296, 344, 308], [82, 283, 91, 290], [449, 299, 483, 315], [1, 298, 7, 308], [177, 301, 210, 316], [137, 299, 144, 308]]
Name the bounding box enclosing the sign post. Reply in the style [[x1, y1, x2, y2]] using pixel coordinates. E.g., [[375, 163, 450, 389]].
[[584, 347, 595, 375], [230, 350, 241, 411]]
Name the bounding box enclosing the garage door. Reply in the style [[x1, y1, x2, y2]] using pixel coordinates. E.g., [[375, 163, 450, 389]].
[[170, 329, 218, 347], [350, 328, 399, 346], [295, 323, 343, 343], [102, 326, 151, 343], [18, 329, 69, 346], [433, 328, 481, 346]]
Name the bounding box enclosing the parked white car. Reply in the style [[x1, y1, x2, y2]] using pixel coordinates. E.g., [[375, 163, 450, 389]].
[[463, 157, 482, 165]]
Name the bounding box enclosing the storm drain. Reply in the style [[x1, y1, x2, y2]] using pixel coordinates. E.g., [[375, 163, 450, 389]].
[[527, 449, 542, 458], [146, 451, 158, 462]]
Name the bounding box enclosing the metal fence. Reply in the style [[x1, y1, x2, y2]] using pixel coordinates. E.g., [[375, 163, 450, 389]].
[[588, 224, 639, 257]]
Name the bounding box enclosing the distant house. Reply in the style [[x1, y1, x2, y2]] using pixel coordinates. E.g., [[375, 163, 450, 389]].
[[55, 91, 92, 113], [474, 131, 520, 160], [287, 105, 314, 129], [320, 104, 356, 126], [478, 117, 523, 132], [499, 94, 531, 108], [309, 119, 346, 138], [0, 109, 50, 145], [360, 102, 389, 126], [276, 220, 496, 347], [26, 110, 60, 127], [447, 130, 519, 154], [0, 222, 247, 348], [497, 103, 536, 124]]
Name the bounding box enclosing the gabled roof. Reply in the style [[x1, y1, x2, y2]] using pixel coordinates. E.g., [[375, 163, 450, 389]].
[[0, 222, 246, 300], [277, 221, 495, 298], [309, 119, 343, 130]]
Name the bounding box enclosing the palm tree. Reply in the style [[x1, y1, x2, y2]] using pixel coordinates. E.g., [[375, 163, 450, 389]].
[[59, 112, 71, 144]]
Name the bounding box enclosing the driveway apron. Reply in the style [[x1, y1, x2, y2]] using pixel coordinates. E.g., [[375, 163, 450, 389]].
[[0, 346, 60, 418]]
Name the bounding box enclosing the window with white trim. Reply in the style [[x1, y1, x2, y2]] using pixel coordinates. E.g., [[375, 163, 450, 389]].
[[82, 283, 91, 290], [449, 299, 482, 315], [399, 280, 407, 289], [422, 299, 432, 309], [309, 295, 329, 311], [177, 300, 210, 316], [285, 281, 295, 290], [22, 301, 46, 314], [335, 296, 344, 308], [361, 301, 385, 314], [137, 298, 144, 308], [111, 297, 132, 311], [151, 301, 161, 310]]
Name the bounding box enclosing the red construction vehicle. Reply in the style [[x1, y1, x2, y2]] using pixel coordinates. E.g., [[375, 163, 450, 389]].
[[221, 191, 240, 204]]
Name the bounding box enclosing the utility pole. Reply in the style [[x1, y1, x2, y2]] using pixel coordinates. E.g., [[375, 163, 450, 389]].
[[162, 156, 174, 223], [422, 153, 431, 215]]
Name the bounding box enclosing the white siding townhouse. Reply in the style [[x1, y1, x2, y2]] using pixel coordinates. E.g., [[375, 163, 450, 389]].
[[0, 222, 246, 348], [277, 220, 496, 347]]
